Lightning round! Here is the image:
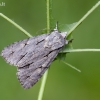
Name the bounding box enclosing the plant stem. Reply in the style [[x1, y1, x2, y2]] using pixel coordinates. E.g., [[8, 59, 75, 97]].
[[37, 71, 48, 100], [61, 49, 100, 53], [37, 0, 52, 100], [67, 1, 100, 37], [62, 60, 81, 72], [0, 13, 32, 37], [46, 0, 52, 31], [46, 0, 50, 31]]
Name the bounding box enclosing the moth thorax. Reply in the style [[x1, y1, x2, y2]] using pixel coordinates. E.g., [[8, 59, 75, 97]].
[[44, 32, 65, 50]]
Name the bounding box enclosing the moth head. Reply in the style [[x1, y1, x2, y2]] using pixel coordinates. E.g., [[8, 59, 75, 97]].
[[60, 32, 67, 38]]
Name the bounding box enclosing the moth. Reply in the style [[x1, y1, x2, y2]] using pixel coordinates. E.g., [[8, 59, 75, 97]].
[[1, 24, 69, 89]]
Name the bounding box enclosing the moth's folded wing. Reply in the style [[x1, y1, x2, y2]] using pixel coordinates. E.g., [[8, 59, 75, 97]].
[[1, 34, 48, 66], [17, 49, 60, 89]]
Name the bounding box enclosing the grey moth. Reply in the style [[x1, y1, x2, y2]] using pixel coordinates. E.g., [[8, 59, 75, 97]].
[[1, 25, 69, 89]]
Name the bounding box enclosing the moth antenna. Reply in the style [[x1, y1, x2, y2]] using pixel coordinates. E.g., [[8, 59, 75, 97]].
[[56, 21, 58, 29], [53, 22, 59, 32]]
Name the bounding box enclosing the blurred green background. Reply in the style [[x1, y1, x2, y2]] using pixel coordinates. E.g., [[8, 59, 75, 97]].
[[0, 0, 100, 100]]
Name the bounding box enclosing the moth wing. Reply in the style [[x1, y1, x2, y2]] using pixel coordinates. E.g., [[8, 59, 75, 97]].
[[1, 34, 48, 66], [17, 49, 60, 89], [1, 31, 65, 89]]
